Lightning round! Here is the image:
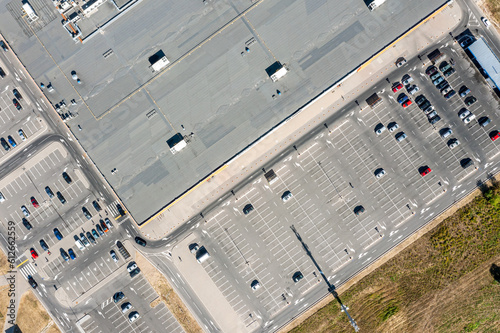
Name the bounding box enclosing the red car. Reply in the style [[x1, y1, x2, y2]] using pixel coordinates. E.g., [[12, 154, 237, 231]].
[[490, 131, 500, 141], [30, 248, 38, 259], [420, 167, 432, 177], [402, 100, 412, 108], [31, 196, 39, 208], [392, 83, 403, 93]]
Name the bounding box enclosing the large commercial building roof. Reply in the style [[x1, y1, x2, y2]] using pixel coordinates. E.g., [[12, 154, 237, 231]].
[[0, 0, 446, 223], [468, 38, 500, 89]]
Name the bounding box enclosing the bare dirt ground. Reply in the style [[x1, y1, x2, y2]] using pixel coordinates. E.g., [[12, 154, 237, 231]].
[[16, 291, 60, 333], [283, 181, 500, 333], [135, 253, 202, 333]]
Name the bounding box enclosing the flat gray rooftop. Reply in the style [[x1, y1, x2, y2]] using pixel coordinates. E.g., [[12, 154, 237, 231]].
[[0, 0, 444, 223]]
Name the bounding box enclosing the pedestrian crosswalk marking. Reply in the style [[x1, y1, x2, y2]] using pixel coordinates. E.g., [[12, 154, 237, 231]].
[[19, 263, 37, 279]]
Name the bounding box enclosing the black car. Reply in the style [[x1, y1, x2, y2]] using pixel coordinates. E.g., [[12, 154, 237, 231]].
[[56, 191, 66, 204], [354, 206, 365, 215], [28, 275, 37, 289], [425, 66, 437, 76], [62, 172, 72, 184], [86, 232, 96, 245], [92, 200, 101, 211], [13, 89, 22, 100], [1, 138, 10, 151], [13, 98, 21, 110], [292, 271, 304, 282], [478, 117, 492, 127], [419, 100, 431, 111], [429, 115, 442, 125], [444, 90, 456, 99], [135, 237, 147, 247], [113, 291, 125, 303], [39, 239, 49, 251], [22, 218, 32, 230], [82, 207, 92, 220], [415, 95, 427, 106], [117, 204, 125, 216], [0, 67, 5, 78], [243, 204, 254, 215], [0, 40, 8, 52], [436, 80, 449, 91], [45, 186, 54, 198], [465, 96, 477, 106]]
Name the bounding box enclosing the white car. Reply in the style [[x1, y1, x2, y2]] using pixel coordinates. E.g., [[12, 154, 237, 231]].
[[251, 280, 260, 291], [458, 109, 471, 120], [396, 57, 407, 67], [74, 239, 85, 251], [128, 311, 140, 323], [402, 74, 414, 85], [21, 205, 30, 217], [121, 302, 132, 313], [464, 114, 476, 124], [388, 123, 399, 133], [375, 169, 386, 179], [407, 85, 420, 95], [281, 191, 292, 202], [448, 139, 460, 149], [110, 250, 118, 262], [482, 17, 491, 28], [375, 125, 386, 135], [127, 263, 138, 273]]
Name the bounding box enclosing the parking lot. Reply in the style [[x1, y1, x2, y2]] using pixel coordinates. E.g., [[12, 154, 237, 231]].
[[79, 274, 184, 333], [176, 42, 500, 328]]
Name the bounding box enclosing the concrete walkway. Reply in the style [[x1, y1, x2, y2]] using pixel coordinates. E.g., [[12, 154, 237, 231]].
[[139, 2, 463, 240]]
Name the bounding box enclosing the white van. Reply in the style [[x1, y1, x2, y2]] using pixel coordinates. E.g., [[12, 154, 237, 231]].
[[75, 239, 85, 251], [196, 247, 210, 263]]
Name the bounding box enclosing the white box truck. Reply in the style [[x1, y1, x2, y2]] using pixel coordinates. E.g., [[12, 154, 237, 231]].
[[368, 0, 386, 11]]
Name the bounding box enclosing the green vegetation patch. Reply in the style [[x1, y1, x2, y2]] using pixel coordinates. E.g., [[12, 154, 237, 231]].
[[289, 184, 500, 333]]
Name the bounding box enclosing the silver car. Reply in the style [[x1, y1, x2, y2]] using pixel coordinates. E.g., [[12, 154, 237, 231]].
[[459, 109, 471, 120], [375, 169, 386, 179], [21, 205, 30, 217]]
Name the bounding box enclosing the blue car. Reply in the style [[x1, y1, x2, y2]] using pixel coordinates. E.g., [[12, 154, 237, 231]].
[[68, 248, 76, 260], [7, 136, 16, 148], [397, 94, 409, 104], [54, 228, 63, 240], [92, 229, 99, 239]]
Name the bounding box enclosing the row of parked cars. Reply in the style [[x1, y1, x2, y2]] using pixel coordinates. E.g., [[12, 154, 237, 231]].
[[113, 292, 140, 322], [1, 129, 27, 152]]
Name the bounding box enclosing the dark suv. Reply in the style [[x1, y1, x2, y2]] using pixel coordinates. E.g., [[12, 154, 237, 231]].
[[243, 204, 254, 215]]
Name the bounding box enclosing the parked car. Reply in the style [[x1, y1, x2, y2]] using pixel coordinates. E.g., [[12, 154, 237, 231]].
[[128, 311, 140, 323], [68, 248, 76, 260], [100, 220, 109, 232], [30, 248, 38, 259], [110, 250, 119, 262], [7, 136, 16, 148], [22, 218, 32, 230], [392, 82, 403, 93], [395, 132, 407, 142], [18, 129, 26, 141], [57, 191, 66, 204], [31, 197, 39, 208], [250, 280, 260, 291], [397, 94, 409, 104], [444, 90, 456, 99], [0, 40, 8, 52], [60, 249, 70, 261], [104, 218, 113, 229], [375, 124, 386, 135], [420, 167, 432, 176], [96, 224, 104, 235], [395, 57, 406, 67], [80, 233, 90, 247], [62, 172, 72, 184], [54, 228, 63, 240], [464, 96, 477, 106], [388, 122, 399, 133], [39, 239, 49, 251], [402, 100, 412, 108], [448, 139, 460, 149], [86, 232, 96, 245], [459, 86, 471, 97], [82, 207, 92, 219], [121, 302, 132, 313], [113, 291, 125, 303], [281, 191, 293, 202], [375, 168, 386, 179], [13, 89, 22, 100], [92, 229, 99, 239], [45, 186, 54, 198], [21, 205, 30, 217], [429, 115, 441, 125], [407, 85, 419, 95], [243, 204, 254, 215], [1, 138, 10, 151], [292, 271, 304, 282], [463, 114, 476, 124], [92, 200, 101, 211], [478, 117, 492, 127], [354, 205, 365, 215], [426, 66, 438, 76], [490, 130, 500, 141], [402, 74, 414, 85], [13, 99, 21, 110], [458, 109, 471, 120]]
